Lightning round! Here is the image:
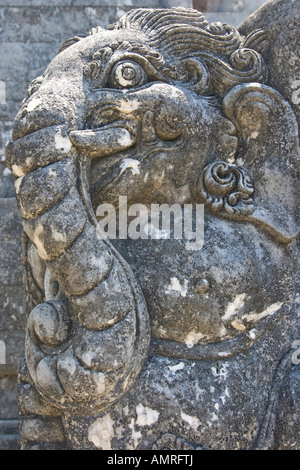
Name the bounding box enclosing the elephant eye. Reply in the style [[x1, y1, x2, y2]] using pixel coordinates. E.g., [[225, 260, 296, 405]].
[[109, 61, 148, 89]]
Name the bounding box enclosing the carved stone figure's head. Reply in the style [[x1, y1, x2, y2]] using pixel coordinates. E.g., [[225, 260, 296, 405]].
[[9, 8, 298, 243], [9, 8, 299, 242], [10, 9, 271, 209]]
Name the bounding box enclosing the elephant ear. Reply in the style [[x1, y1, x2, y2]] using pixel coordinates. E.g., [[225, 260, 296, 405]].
[[222, 82, 299, 244], [222, 0, 300, 244], [238, 0, 300, 128]]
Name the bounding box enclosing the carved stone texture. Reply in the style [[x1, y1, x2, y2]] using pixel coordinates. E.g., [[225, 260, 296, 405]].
[[6, 3, 299, 450]]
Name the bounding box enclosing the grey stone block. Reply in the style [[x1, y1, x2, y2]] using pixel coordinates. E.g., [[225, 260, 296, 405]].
[[0, 198, 23, 240], [0, 241, 23, 285], [0, 330, 25, 365], [0, 285, 26, 331], [0, 6, 134, 43], [0, 419, 19, 434], [0, 42, 58, 83], [0, 376, 19, 419], [0, 199, 24, 289]]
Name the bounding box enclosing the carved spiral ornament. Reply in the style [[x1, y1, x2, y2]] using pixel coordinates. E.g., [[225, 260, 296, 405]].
[[200, 161, 254, 216]]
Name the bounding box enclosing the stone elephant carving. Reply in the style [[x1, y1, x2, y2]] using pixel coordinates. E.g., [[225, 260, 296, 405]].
[[6, 4, 299, 449]]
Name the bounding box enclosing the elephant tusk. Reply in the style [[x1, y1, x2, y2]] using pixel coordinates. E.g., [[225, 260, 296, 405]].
[[69, 126, 136, 158]]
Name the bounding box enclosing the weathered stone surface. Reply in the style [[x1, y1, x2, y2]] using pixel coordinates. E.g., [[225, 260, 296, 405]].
[[5, 2, 300, 450], [239, 0, 300, 127]]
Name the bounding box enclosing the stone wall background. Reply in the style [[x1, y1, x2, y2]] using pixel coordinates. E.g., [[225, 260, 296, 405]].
[[0, 0, 267, 450]]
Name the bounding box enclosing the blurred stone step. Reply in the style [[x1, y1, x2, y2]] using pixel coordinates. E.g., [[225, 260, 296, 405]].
[[0, 420, 20, 450], [0, 419, 19, 435]]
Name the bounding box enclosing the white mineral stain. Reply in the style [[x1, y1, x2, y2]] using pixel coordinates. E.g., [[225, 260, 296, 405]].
[[248, 328, 258, 340], [27, 97, 42, 112], [25, 156, 34, 168], [222, 293, 248, 321], [93, 372, 106, 395], [218, 351, 230, 357], [88, 414, 114, 450], [219, 325, 228, 338], [129, 418, 142, 449], [55, 130, 72, 153], [242, 302, 283, 323], [211, 363, 229, 381], [120, 158, 140, 176], [48, 168, 57, 177], [231, 320, 246, 331], [136, 404, 159, 427], [14, 175, 24, 194], [220, 386, 230, 405], [184, 331, 205, 348], [180, 411, 200, 430], [168, 362, 185, 372], [32, 225, 49, 260], [117, 129, 134, 148], [118, 98, 140, 114], [165, 277, 189, 297], [207, 412, 219, 427], [12, 164, 25, 178]]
